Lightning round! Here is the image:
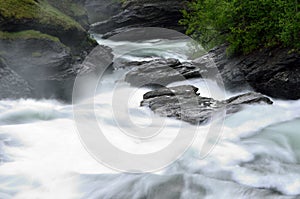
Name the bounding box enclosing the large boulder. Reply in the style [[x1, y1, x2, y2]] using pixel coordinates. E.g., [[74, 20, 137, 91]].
[[90, 0, 187, 38], [193, 45, 300, 100], [141, 85, 273, 125]]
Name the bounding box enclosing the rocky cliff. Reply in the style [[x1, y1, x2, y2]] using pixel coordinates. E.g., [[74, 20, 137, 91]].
[[194, 45, 300, 100], [90, 0, 187, 38], [0, 0, 100, 101]]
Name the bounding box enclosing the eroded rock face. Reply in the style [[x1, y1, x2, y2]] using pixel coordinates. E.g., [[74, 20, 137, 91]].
[[90, 0, 186, 38], [141, 85, 273, 125], [0, 38, 73, 100], [123, 58, 206, 87], [85, 0, 122, 24], [0, 0, 115, 101], [0, 59, 33, 99], [0, 37, 113, 101], [194, 45, 300, 100]]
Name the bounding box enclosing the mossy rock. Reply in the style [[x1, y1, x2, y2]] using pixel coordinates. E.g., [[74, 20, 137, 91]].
[[0, 30, 60, 42], [0, 0, 97, 56], [0, 0, 83, 31], [46, 0, 89, 29]]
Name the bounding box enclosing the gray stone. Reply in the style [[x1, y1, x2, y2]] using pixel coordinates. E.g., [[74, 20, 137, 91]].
[[141, 85, 273, 125]]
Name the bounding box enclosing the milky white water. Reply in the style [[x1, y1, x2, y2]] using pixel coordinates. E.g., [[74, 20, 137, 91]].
[[0, 37, 299, 199]]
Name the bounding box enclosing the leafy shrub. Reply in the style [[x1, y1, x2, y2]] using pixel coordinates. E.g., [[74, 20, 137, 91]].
[[180, 0, 300, 54]]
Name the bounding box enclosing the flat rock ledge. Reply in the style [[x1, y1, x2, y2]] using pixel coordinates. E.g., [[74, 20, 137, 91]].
[[141, 85, 273, 125], [123, 58, 206, 87]]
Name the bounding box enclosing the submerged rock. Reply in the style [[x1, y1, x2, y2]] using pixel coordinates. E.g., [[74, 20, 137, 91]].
[[123, 58, 206, 86], [141, 85, 273, 125], [90, 0, 186, 38], [194, 45, 300, 100]]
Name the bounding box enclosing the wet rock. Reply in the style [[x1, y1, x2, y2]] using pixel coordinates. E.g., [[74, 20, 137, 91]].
[[0, 36, 113, 101], [85, 0, 122, 24], [194, 45, 300, 100], [141, 85, 273, 124], [0, 59, 33, 99], [124, 58, 206, 87], [90, 0, 186, 38]]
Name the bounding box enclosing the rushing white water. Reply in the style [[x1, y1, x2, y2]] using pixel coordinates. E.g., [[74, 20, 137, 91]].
[[0, 37, 299, 199]]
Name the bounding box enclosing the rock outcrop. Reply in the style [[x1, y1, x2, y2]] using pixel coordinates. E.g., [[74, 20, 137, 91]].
[[90, 0, 187, 38], [141, 85, 273, 124], [85, 0, 122, 24], [0, 0, 100, 101], [0, 59, 33, 99], [47, 0, 90, 30], [0, 33, 112, 100], [0, 0, 97, 56], [194, 45, 300, 100], [123, 58, 205, 87]]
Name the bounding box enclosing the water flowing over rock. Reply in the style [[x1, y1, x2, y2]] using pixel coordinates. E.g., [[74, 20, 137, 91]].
[[194, 45, 300, 100], [141, 85, 273, 124], [90, 0, 186, 38]]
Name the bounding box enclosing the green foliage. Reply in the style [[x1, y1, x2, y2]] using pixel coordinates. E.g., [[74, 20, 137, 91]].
[[180, 0, 300, 54], [0, 0, 84, 31]]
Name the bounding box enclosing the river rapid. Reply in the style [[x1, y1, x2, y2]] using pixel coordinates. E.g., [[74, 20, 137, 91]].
[[0, 37, 299, 199]]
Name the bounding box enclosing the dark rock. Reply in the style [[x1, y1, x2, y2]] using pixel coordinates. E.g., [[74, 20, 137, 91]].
[[0, 21, 96, 57], [194, 45, 300, 100], [0, 0, 102, 101], [143, 85, 199, 99], [103, 26, 190, 42], [0, 59, 33, 99], [124, 58, 206, 87], [141, 85, 273, 125], [85, 0, 122, 24], [0, 36, 113, 101], [90, 0, 187, 38], [0, 1, 97, 57], [47, 0, 90, 29]]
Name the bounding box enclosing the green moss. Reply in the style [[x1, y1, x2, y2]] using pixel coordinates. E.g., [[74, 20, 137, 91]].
[[47, 0, 86, 17], [0, 0, 84, 31], [0, 30, 60, 42], [31, 51, 42, 57]]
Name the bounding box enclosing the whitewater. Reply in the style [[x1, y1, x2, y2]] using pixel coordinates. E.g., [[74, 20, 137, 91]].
[[0, 37, 299, 199]]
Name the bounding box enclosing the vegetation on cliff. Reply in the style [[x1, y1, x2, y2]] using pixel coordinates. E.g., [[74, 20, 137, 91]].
[[47, 0, 86, 18], [0, 0, 97, 56], [180, 0, 300, 54], [0, 30, 60, 42], [0, 0, 83, 31]]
